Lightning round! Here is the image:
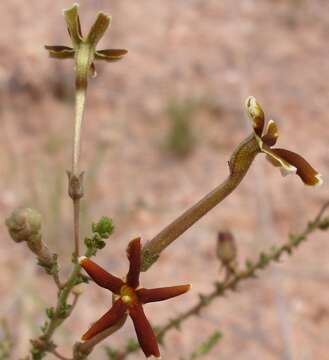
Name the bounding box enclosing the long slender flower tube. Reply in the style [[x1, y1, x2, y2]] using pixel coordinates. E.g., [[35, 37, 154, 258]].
[[79, 238, 191, 358], [141, 96, 323, 271], [245, 96, 323, 186]]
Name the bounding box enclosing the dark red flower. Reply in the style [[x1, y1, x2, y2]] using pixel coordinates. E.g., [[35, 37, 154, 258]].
[[79, 238, 191, 358]]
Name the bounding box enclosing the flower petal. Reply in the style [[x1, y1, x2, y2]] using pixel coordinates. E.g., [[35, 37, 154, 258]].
[[95, 49, 128, 62], [129, 304, 160, 358], [87, 12, 111, 47], [245, 96, 265, 137], [261, 119, 279, 147], [64, 3, 83, 45], [126, 238, 141, 288], [262, 146, 297, 176], [79, 256, 124, 294], [81, 299, 127, 341], [137, 285, 191, 304], [267, 148, 323, 186], [44, 45, 74, 59]]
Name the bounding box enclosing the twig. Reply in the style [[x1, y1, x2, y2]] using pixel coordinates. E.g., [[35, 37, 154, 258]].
[[180, 331, 222, 360], [50, 348, 72, 360], [29, 264, 81, 359], [114, 200, 329, 359]]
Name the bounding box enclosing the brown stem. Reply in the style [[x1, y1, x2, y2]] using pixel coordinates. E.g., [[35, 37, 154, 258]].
[[50, 348, 72, 360], [73, 199, 80, 258], [141, 134, 260, 270]]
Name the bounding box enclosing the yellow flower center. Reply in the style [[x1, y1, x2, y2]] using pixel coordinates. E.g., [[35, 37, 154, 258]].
[[120, 285, 137, 305]]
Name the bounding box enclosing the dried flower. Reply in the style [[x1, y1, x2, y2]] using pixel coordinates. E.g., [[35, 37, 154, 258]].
[[6, 208, 42, 247], [79, 238, 191, 358], [245, 96, 323, 186], [45, 3, 127, 86], [6, 208, 57, 275]]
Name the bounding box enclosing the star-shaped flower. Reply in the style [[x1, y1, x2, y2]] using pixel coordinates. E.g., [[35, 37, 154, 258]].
[[79, 238, 191, 358], [245, 96, 323, 186], [45, 3, 127, 80]]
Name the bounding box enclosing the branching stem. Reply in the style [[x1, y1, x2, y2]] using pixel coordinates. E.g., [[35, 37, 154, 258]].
[[114, 200, 329, 359]]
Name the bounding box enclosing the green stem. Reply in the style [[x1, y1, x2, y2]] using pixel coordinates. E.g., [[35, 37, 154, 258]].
[[43, 264, 81, 341], [141, 134, 260, 271]]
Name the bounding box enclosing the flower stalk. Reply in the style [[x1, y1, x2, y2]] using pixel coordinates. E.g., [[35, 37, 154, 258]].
[[141, 134, 260, 271]]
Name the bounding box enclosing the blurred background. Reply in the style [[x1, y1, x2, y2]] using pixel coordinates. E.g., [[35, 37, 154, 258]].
[[0, 0, 328, 359]]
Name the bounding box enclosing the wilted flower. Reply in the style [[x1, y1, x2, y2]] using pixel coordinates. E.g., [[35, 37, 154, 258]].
[[45, 3, 127, 79], [79, 238, 191, 358], [245, 96, 323, 186], [6, 208, 42, 247]]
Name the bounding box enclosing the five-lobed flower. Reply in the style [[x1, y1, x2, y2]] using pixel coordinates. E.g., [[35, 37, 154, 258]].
[[79, 238, 191, 358], [245, 96, 323, 186]]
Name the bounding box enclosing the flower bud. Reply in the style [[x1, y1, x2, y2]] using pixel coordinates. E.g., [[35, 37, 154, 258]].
[[6, 208, 42, 250], [216, 230, 237, 265]]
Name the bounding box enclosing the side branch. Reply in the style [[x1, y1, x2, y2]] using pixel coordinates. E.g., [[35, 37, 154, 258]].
[[141, 134, 260, 271]]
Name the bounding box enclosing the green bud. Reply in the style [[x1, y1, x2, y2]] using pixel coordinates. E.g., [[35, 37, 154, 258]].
[[92, 216, 114, 239]]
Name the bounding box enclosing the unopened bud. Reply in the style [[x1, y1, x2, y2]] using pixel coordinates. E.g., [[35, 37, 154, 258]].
[[6, 208, 42, 250], [216, 230, 237, 265]]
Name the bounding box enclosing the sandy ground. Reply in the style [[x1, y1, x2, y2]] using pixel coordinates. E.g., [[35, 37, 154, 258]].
[[0, 0, 328, 359]]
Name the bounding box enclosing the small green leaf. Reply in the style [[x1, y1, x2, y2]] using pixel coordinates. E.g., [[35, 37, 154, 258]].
[[46, 307, 54, 319]]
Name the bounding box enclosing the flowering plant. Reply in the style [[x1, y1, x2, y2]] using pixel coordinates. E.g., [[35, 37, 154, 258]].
[[3, 3, 328, 360]]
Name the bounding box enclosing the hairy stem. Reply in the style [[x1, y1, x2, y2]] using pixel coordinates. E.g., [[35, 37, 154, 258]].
[[141, 134, 260, 270]]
